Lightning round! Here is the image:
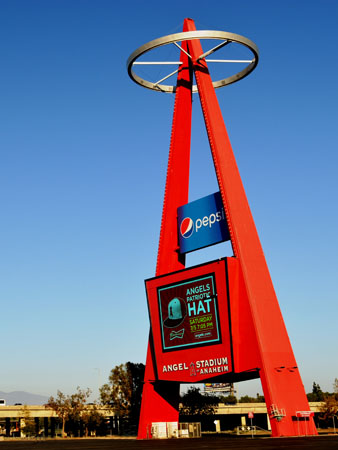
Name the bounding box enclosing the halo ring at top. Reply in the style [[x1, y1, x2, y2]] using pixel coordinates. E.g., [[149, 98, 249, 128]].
[[127, 30, 259, 93]]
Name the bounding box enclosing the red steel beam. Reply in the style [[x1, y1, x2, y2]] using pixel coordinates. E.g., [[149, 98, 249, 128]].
[[137, 22, 193, 439], [184, 17, 316, 437]]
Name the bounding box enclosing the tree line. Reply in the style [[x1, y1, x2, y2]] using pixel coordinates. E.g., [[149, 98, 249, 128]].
[[43, 362, 338, 436], [44, 362, 145, 437], [45, 387, 105, 437]]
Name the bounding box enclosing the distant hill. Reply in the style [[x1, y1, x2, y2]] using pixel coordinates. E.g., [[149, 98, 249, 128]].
[[0, 391, 49, 405]]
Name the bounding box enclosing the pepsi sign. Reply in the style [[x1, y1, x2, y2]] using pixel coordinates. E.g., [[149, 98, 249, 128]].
[[178, 192, 230, 254]]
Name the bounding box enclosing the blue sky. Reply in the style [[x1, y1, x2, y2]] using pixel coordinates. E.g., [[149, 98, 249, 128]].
[[0, 0, 337, 401]]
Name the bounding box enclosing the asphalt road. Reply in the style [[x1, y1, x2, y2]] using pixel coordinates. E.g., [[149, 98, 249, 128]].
[[0, 436, 337, 450]]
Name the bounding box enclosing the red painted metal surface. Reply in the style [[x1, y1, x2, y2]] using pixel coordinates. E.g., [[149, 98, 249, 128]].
[[226, 258, 261, 376], [184, 18, 317, 436], [137, 24, 192, 440], [137, 18, 317, 439], [145, 259, 233, 383]]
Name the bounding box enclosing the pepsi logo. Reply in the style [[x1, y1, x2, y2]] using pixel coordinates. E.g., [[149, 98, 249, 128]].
[[180, 217, 194, 238]]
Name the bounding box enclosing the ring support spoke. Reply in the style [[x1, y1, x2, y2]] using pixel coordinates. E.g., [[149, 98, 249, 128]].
[[133, 61, 183, 65], [154, 68, 180, 87], [197, 40, 230, 61], [206, 59, 253, 63], [173, 42, 192, 59]]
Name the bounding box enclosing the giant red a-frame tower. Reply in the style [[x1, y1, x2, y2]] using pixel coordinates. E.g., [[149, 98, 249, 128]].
[[127, 18, 316, 439]]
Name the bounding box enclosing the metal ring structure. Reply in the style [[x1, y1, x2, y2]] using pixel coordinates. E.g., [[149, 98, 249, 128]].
[[127, 30, 259, 93]]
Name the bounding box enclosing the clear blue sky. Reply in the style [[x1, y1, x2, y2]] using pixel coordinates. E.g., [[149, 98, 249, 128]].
[[0, 0, 337, 401]]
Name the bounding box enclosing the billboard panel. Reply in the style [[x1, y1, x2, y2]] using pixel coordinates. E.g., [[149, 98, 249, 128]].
[[178, 192, 230, 254], [145, 258, 233, 382], [204, 383, 234, 393], [158, 272, 221, 351]]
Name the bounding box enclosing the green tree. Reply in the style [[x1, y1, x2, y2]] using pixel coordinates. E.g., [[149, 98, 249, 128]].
[[307, 382, 325, 402], [238, 395, 257, 403], [319, 395, 338, 427], [219, 394, 237, 405], [318, 379, 338, 427], [81, 403, 105, 437], [100, 362, 145, 426], [333, 378, 338, 398], [180, 387, 219, 415], [45, 391, 70, 437], [256, 393, 265, 402], [17, 405, 36, 437], [45, 387, 91, 437]]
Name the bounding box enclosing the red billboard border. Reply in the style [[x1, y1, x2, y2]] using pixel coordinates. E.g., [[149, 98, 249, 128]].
[[145, 258, 234, 383]]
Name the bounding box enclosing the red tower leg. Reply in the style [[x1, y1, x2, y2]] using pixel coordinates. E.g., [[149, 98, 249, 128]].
[[137, 24, 193, 439], [184, 18, 316, 436]]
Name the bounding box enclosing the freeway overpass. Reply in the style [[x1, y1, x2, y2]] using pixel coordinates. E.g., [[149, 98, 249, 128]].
[[0, 403, 323, 437]]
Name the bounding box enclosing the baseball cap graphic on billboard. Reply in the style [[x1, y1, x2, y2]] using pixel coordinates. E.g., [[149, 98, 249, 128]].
[[180, 217, 194, 238], [168, 298, 182, 320], [163, 297, 186, 328]]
